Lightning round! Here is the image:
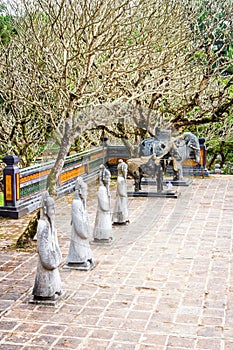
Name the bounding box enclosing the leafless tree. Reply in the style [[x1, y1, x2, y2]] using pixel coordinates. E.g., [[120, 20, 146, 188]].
[[2, 0, 188, 190], [1, 0, 232, 176]]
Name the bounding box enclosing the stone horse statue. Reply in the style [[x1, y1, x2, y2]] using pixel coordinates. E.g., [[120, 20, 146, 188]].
[[127, 154, 163, 192], [138, 131, 200, 181]]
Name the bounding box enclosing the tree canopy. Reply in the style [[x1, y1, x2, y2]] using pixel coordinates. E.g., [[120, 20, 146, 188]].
[[0, 0, 232, 176]]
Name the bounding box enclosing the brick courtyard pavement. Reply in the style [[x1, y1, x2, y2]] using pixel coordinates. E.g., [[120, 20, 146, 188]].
[[0, 176, 233, 350]]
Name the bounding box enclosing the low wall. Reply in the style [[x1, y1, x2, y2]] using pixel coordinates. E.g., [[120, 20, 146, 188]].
[[0, 144, 205, 219], [0, 147, 108, 219]]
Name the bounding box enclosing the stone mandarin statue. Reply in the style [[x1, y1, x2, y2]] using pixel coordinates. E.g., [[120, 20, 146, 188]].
[[65, 177, 93, 269], [32, 192, 62, 301], [112, 159, 129, 224], [93, 164, 113, 243]]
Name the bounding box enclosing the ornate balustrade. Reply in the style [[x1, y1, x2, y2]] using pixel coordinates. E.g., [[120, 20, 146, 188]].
[[0, 146, 109, 219], [0, 143, 206, 219]]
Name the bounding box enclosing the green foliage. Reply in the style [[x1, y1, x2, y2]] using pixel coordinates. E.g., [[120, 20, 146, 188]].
[[0, 5, 16, 44], [196, 116, 233, 174], [227, 44, 233, 59], [192, 0, 233, 75]]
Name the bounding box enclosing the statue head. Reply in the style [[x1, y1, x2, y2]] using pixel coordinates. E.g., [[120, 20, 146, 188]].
[[41, 191, 55, 221], [118, 159, 127, 178], [99, 164, 110, 187], [75, 176, 88, 203]]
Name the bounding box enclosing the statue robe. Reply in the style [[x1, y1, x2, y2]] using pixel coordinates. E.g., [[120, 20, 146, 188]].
[[66, 198, 92, 264], [32, 218, 62, 298], [93, 184, 112, 240], [112, 175, 128, 223]]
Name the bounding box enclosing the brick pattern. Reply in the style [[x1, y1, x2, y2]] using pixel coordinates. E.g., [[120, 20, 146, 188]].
[[0, 176, 233, 349]]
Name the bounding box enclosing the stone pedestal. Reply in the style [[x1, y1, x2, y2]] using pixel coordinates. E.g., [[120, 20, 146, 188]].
[[91, 237, 114, 246], [127, 190, 180, 198], [163, 178, 193, 186], [29, 290, 66, 306], [63, 260, 94, 271], [142, 177, 193, 187], [112, 221, 129, 226]]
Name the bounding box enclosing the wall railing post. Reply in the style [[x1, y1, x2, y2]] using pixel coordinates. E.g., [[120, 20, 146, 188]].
[[3, 155, 20, 207]]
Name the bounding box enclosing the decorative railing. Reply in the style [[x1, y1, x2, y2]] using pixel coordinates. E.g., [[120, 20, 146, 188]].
[[0, 142, 206, 219], [19, 147, 107, 200], [0, 146, 109, 219]]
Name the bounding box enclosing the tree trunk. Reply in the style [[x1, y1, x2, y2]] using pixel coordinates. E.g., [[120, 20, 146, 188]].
[[121, 138, 138, 158], [208, 153, 217, 168], [16, 209, 40, 248], [18, 100, 76, 248], [47, 118, 74, 195], [16, 122, 74, 248]]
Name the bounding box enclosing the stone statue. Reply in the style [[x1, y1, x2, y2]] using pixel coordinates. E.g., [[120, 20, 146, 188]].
[[112, 159, 129, 224], [156, 162, 164, 193], [32, 192, 62, 302], [93, 165, 113, 243], [65, 177, 93, 270], [138, 129, 200, 181]]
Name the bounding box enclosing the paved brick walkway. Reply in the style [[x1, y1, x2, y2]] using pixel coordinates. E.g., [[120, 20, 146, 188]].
[[0, 176, 233, 349]]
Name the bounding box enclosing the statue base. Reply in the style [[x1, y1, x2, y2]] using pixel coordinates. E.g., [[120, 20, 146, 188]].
[[112, 220, 129, 226], [127, 190, 180, 198], [29, 290, 66, 306], [163, 178, 193, 186], [141, 178, 192, 187], [91, 237, 114, 246], [63, 261, 94, 271]]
